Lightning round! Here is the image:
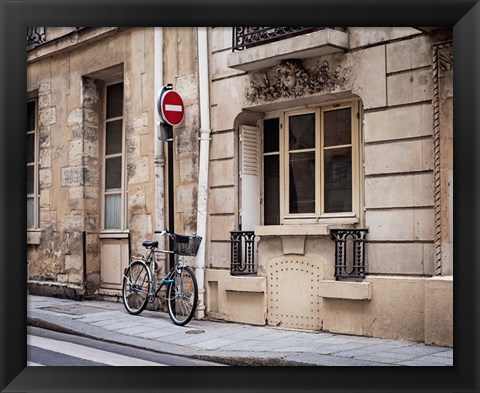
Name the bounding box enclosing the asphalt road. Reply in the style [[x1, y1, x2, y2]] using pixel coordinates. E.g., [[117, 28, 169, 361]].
[[27, 326, 225, 366]]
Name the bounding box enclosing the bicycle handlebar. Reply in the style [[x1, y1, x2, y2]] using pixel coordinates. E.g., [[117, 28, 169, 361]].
[[154, 230, 174, 239]]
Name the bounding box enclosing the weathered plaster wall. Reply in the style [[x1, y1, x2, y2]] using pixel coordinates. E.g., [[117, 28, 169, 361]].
[[163, 28, 200, 237], [27, 28, 158, 294]]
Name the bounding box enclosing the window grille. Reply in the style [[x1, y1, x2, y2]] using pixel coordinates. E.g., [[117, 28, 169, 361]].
[[230, 231, 256, 275], [330, 228, 368, 280]]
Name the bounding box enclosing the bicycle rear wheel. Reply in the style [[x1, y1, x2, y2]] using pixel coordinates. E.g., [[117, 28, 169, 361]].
[[122, 260, 151, 315], [166, 266, 198, 326]]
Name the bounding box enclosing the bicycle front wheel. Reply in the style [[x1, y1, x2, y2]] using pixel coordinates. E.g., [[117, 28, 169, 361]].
[[166, 266, 198, 326], [122, 260, 151, 315]]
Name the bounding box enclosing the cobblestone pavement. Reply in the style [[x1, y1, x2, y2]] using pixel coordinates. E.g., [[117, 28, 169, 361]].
[[27, 295, 453, 366]]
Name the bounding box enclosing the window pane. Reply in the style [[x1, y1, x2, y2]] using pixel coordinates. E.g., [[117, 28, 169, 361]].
[[324, 108, 351, 147], [263, 155, 280, 225], [105, 157, 122, 190], [324, 147, 352, 213], [27, 165, 34, 194], [289, 151, 315, 214], [27, 197, 34, 228], [106, 120, 123, 155], [289, 113, 315, 150], [264, 118, 279, 153], [106, 82, 124, 119], [27, 133, 35, 163], [105, 194, 121, 229], [27, 101, 36, 131]]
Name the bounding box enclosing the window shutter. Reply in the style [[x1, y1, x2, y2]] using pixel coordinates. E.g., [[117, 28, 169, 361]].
[[239, 125, 261, 231]]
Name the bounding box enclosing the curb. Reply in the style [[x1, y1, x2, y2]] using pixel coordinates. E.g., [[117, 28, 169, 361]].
[[27, 316, 305, 367]]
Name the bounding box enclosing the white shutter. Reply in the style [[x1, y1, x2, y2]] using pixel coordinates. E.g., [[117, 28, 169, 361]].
[[239, 125, 261, 231]]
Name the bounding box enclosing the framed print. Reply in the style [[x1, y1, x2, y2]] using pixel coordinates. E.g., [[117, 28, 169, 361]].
[[1, 1, 479, 392]]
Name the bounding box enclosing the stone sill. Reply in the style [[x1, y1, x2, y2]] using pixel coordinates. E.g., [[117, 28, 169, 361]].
[[254, 222, 359, 237], [318, 280, 371, 300], [227, 29, 349, 72], [99, 231, 130, 239], [225, 275, 266, 293], [206, 269, 266, 293], [27, 230, 42, 245], [427, 275, 453, 282]]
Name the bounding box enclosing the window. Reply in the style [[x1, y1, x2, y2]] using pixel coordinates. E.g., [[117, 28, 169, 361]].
[[27, 99, 39, 229], [261, 100, 361, 224], [103, 81, 125, 230]]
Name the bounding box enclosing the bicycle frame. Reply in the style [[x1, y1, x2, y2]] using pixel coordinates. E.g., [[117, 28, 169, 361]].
[[132, 232, 186, 300], [122, 229, 200, 325]]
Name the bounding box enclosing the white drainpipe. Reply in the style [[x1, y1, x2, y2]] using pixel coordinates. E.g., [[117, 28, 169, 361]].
[[195, 27, 211, 319], [154, 28, 166, 252]]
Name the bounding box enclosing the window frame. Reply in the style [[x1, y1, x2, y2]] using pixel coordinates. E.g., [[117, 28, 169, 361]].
[[284, 107, 319, 220], [27, 97, 39, 231], [261, 114, 282, 226], [261, 99, 362, 225], [101, 79, 127, 232]]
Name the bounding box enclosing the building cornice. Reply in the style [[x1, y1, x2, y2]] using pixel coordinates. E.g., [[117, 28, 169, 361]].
[[27, 27, 126, 64]]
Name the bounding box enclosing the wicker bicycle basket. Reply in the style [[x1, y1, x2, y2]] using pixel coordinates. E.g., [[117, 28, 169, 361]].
[[172, 234, 202, 256]]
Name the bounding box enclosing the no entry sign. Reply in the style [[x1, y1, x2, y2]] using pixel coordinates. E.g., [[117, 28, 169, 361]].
[[159, 89, 184, 126]]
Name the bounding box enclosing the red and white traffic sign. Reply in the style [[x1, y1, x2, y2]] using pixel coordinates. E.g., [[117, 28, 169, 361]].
[[159, 89, 184, 126]]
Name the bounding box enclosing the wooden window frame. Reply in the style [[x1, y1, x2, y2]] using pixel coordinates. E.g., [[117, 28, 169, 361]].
[[27, 98, 39, 230], [261, 99, 362, 225], [101, 79, 126, 233]]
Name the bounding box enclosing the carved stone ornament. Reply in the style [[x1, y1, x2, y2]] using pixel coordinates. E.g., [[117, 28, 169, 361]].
[[438, 44, 453, 72], [246, 59, 344, 103]]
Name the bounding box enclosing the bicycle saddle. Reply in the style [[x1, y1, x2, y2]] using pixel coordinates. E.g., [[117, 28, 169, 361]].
[[142, 241, 158, 248]]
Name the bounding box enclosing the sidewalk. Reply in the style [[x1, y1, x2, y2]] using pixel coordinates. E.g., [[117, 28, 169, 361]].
[[27, 294, 453, 366]]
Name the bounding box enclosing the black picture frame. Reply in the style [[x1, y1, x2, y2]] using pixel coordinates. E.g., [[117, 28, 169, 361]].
[[1, 1, 479, 392]]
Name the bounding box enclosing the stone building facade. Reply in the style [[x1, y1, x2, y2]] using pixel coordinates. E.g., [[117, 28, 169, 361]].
[[27, 27, 453, 346]]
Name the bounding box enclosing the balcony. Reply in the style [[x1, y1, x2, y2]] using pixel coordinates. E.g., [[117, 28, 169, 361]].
[[230, 231, 257, 275], [27, 27, 89, 52], [330, 228, 368, 281], [27, 27, 46, 50], [228, 27, 349, 72]]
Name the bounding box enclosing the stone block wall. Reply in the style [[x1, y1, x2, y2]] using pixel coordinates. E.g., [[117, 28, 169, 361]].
[[203, 27, 453, 344], [27, 28, 158, 294], [206, 27, 445, 277], [206, 28, 244, 269], [163, 28, 200, 237]]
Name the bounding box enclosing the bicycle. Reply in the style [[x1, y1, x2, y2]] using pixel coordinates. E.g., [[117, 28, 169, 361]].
[[121, 230, 201, 326]]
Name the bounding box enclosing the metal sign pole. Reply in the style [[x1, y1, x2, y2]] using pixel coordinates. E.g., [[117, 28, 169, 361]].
[[157, 84, 176, 267], [166, 123, 175, 268]]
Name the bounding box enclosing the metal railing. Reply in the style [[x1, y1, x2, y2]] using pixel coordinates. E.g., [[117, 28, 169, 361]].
[[232, 27, 343, 52], [27, 27, 88, 51], [27, 27, 46, 49], [230, 231, 256, 275], [330, 228, 368, 280]]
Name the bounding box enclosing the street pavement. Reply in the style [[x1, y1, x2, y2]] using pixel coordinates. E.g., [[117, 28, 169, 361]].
[[27, 294, 453, 366]]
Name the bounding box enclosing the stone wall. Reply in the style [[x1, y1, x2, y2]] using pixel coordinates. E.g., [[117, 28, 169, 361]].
[[163, 28, 200, 238], [27, 28, 158, 295], [204, 27, 453, 344], [206, 27, 442, 276]]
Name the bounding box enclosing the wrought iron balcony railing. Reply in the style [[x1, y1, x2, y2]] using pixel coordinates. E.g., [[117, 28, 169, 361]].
[[330, 228, 368, 281], [230, 231, 256, 275], [232, 27, 344, 52], [27, 27, 46, 49], [27, 27, 88, 51]]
